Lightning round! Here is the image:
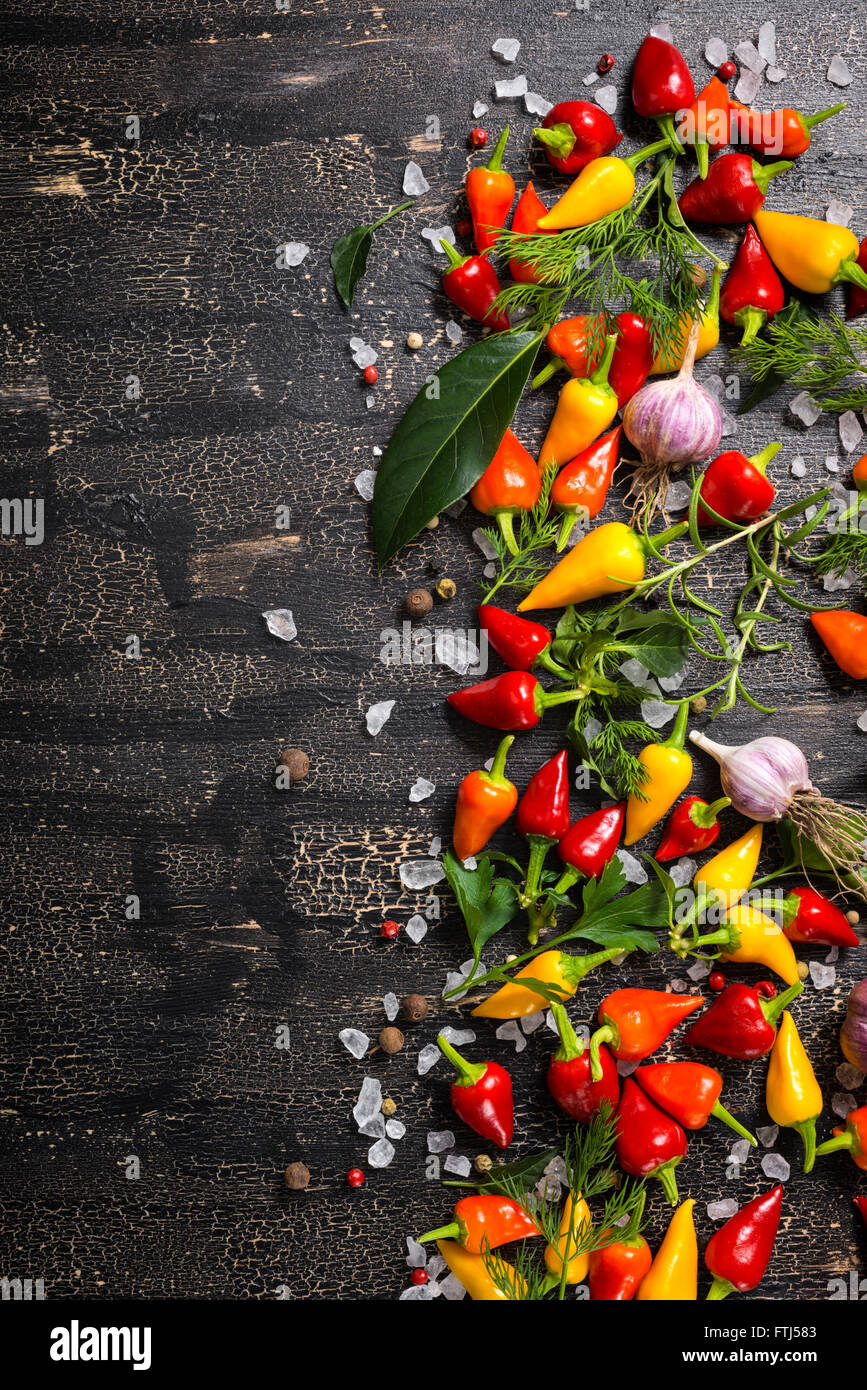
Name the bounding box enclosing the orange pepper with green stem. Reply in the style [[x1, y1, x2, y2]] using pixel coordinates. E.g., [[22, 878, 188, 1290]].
[[538, 137, 672, 231], [417, 1192, 540, 1253], [623, 701, 692, 846], [753, 210, 867, 295], [815, 1105, 867, 1171], [550, 425, 622, 551], [766, 1011, 823, 1172], [469, 427, 540, 556], [451, 735, 517, 861], [508, 181, 557, 285], [537, 333, 620, 473], [680, 77, 731, 179], [466, 126, 514, 253]]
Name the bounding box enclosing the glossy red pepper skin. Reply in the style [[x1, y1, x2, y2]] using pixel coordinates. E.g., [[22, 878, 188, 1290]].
[[548, 1004, 620, 1122], [440, 241, 509, 331], [509, 181, 556, 285], [466, 127, 515, 254], [782, 885, 859, 948], [855, 1195, 867, 1228], [614, 1078, 687, 1205], [655, 795, 728, 861], [609, 313, 654, 406], [632, 35, 695, 154], [635, 1061, 756, 1146], [477, 604, 568, 679], [447, 671, 581, 731], [679, 153, 791, 224], [589, 1235, 652, 1300], [516, 749, 571, 842], [705, 1186, 783, 1299], [439, 1035, 514, 1149], [535, 100, 622, 175], [684, 981, 803, 1060], [695, 444, 778, 525], [847, 235, 867, 320], [558, 802, 625, 877], [720, 225, 785, 344]]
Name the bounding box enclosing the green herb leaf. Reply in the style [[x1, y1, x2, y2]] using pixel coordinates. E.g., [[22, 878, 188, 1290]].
[[555, 858, 664, 953], [442, 850, 520, 969], [615, 610, 689, 678], [372, 330, 543, 567], [443, 1148, 558, 1192], [330, 202, 412, 311]]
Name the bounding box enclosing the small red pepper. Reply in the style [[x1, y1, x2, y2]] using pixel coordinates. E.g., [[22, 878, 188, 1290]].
[[533, 313, 653, 407], [682, 76, 732, 179], [550, 425, 622, 550], [684, 980, 803, 1060], [590, 988, 704, 1080], [466, 126, 515, 253], [589, 1188, 651, 1300], [417, 1192, 539, 1251], [846, 235, 867, 320], [508, 181, 556, 285], [695, 442, 780, 525], [781, 885, 859, 948], [516, 749, 571, 918], [534, 100, 622, 175], [720, 224, 785, 345], [437, 1034, 513, 1149], [631, 34, 696, 155], [469, 429, 541, 555], [440, 240, 509, 331], [477, 604, 571, 680], [678, 152, 792, 224], [547, 1002, 620, 1122], [615, 1077, 687, 1206], [732, 100, 847, 159], [635, 1061, 757, 1144], [447, 670, 583, 731], [655, 795, 730, 861], [705, 1186, 783, 1300], [855, 1195, 867, 1229], [556, 801, 625, 887], [815, 1105, 867, 1171]]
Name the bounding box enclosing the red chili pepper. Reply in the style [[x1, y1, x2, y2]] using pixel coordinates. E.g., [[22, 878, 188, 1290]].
[[466, 126, 515, 253], [655, 795, 730, 861], [447, 670, 583, 731], [439, 240, 509, 331], [615, 1077, 687, 1206], [516, 749, 571, 925], [533, 313, 653, 406], [781, 885, 859, 948], [732, 100, 847, 158], [477, 604, 571, 679], [631, 34, 696, 154], [556, 801, 625, 884], [815, 1105, 867, 1171], [810, 609, 867, 681], [682, 77, 732, 179], [550, 425, 622, 550], [635, 1061, 757, 1144], [417, 1192, 539, 1251], [590, 988, 704, 1079], [534, 100, 622, 175], [508, 181, 556, 285], [846, 235, 867, 320], [705, 1186, 783, 1300], [547, 1002, 620, 1122], [684, 981, 803, 1060], [695, 443, 780, 525], [678, 152, 791, 224], [855, 1195, 867, 1228], [720, 224, 785, 345], [469, 429, 541, 555], [589, 1188, 651, 1299], [437, 1034, 514, 1149]]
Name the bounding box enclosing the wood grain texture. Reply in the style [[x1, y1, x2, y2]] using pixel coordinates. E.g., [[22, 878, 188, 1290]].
[[0, 0, 865, 1301]]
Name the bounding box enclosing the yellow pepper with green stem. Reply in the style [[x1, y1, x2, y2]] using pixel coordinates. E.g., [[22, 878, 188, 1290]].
[[766, 1011, 823, 1172], [538, 137, 672, 230], [635, 1198, 697, 1301], [537, 334, 619, 473], [753, 210, 867, 295], [517, 518, 687, 612], [543, 1192, 592, 1286], [624, 701, 692, 845], [472, 946, 628, 1019]]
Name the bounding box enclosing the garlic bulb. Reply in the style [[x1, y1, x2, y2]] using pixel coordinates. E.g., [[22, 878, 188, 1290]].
[[623, 316, 723, 469], [689, 731, 812, 821]]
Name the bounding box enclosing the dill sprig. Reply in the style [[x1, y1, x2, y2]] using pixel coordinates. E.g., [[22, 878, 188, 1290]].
[[481, 464, 559, 601], [735, 310, 867, 413], [813, 491, 867, 593]]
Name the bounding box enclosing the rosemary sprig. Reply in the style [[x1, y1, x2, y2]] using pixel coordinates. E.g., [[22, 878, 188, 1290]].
[[735, 310, 867, 413]]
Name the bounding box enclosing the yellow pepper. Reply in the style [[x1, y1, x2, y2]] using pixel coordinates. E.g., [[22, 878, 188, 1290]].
[[517, 522, 645, 611], [624, 702, 692, 845], [436, 1239, 525, 1300], [635, 1198, 697, 1301], [472, 946, 626, 1019], [537, 335, 619, 473], [544, 1192, 591, 1285], [766, 1011, 823, 1173], [538, 137, 671, 231], [719, 903, 800, 984], [693, 823, 763, 912], [649, 268, 721, 374], [753, 210, 867, 296]]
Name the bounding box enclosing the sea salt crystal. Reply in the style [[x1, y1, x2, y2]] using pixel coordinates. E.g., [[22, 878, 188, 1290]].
[[417, 1044, 441, 1076], [582, 72, 599, 86], [730, 1139, 752, 1166], [837, 1061, 865, 1089], [790, 391, 822, 427], [495, 75, 528, 100], [708, 1199, 738, 1220], [422, 225, 455, 247], [339, 1028, 370, 1058], [399, 1282, 435, 1300], [790, 457, 806, 479], [365, 394, 375, 410], [426, 1255, 447, 1280], [826, 199, 854, 228], [354, 470, 376, 501], [383, 993, 399, 1021], [546, 1010, 558, 1033], [444, 1153, 472, 1177], [650, 22, 673, 41], [659, 669, 686, 693], [445, 320, 462, 344], [483, 562, 496, 579], [473, 100, 489, 118], [671, 857, 698, 888], [619, 657, 656, 690], [766, 66, 787, 83], [525, 92, 553, 117], [825, 456, 839, 473], [405, 915, 428, 944], [386, 1119, 406, 1141], [358, 1111, 385, 1139], [428, 834, 442, 857], [463, 856, 477, 871], [437, 1273, 467, 1300], [666, 478, 694, 512], [762, 1152, 791, 1181], [263, 608, 297, 641], [521, 1011, 546, 1034], [670, 978, 690, 993], [720, 410, 738, 438], [406, 1237, 427, 1268], [735, 40, 766, 74], [840, 411, 864, 453], [352, 341, 378, 369], [444, 498, 467, 519], [399, 859, 445, 889], [496, 1020, 527, 1052], [442, 957, 482, 999], [857, 710, 867, 732], [284, 242, 310, 267], [409, 777, 435, 803], [823, 566, 858, 592], [583, 716, 603, 744], [757, 1124, 779, 1148], [735, 69, 762, 104], [403, 161, 430, 196], [440, 1026, 476, 1047], [704, 38, 728, 67], [617, 848, 648, 885], [492, 37, 521, 62], [595, 85, 618, 115], [617, 1057, 640, 1076], [354, 1077, 383, 1128], [373, 446, 382, 457], [641, 697, 677, 729], [827, 55, 853, 88], [472, 527, 499, 559], [687, 958, 710, 981], [368, 1138, 395, 1168], [809, 960, 836, 989], [757, 21, 777, 66], [427, 1130, 456, 1154], [833, 1091, 857, 1118], [366, 699, 395, 736]]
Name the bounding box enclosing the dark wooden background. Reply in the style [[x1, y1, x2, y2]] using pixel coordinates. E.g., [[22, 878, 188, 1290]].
[[0, 0, 864, 1301]]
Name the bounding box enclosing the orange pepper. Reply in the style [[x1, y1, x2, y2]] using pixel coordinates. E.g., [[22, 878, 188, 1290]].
[[810, 610, 867, 681], [451, 736, 518, 861], [469, 428, 540, 556], [508, 181, 557, 285]]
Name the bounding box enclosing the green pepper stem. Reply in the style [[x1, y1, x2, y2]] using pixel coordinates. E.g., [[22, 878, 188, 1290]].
[[749, 441, 782, 474], [552, 864, 583, 896], [588, 332, 617, 387], [538, 686, 586, 710], [487, 734, 515, 785], [803, 101, 847, 131], [706, 1276, 734, 1301], [833, 255, 867, 292], [437, 1034, 487, 1087], [664, 699, 690, 752], [496, 510, 519, 557], [439, 238, 468, 270], [536, 646, 573, 681], [692, 796, 731, 829], [654, 1158, 680, 1206], [626, 134, 677, 170], [647, 520, 690, 551], [652, 115, 683, 158], [566, 945, 629, 984], [814, 1130, 853, 1158], [534, 123, 576, 159], [531, 355, 567, 389], [705, 264, 722, 318], [416, 1221, 460, 1244], [794, 1117, 817, 1174], [589, 1023, 616, 1081], [555, 511, 579, 552], [751, 158, 793, 195], [736, 305, 767, 347], [485, 125, 510, 173], [695, 139, 709, 180], [551, 1001, 583, 1062], [761, 981, 804, 1027], [711, 1100, 757, 1146], [521, 834, 555, 914]]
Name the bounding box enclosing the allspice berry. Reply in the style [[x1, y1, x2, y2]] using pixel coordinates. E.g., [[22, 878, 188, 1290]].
[[277, 748, 309, 783], [283, 1161, 310, 1191], [436, 577, 456, 600], [381, 1097, 397, 1117], [379, 1026, 404, 1054], [846, 909, 860, 926], [406, 331, 423, 350], [474, 1154, 493, 1174], [405, 587, 433, 618], [401, 993, 429, 1023], [690, 695, 707, 715]]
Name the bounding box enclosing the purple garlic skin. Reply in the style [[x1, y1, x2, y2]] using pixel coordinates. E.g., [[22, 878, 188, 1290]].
[[690, 731, 813, 821], [841, 978, 867, 1072], [623, 376, 723, 468]]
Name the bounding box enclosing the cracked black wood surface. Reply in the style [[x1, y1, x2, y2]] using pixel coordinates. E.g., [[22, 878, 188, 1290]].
[[0, 0, 865, 1302]]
